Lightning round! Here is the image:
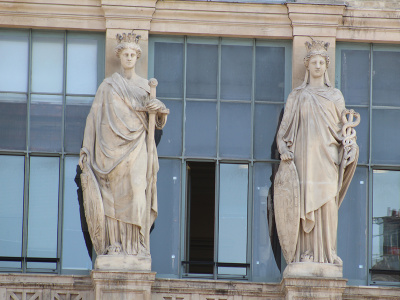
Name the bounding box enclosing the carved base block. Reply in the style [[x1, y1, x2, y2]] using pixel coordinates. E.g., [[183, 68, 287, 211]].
[[283, 262, 343, 278], [95, 254, 151, 271], [91, 271, 156, 300], [281, 276, 347, 300]]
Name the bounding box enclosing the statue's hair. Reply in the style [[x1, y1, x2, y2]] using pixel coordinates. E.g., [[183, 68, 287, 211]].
[[115, 42, 142, 59]]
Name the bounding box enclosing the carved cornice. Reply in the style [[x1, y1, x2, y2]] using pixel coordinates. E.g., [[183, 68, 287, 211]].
[[287, 3, 346, 37], [0, 0, 105, 30], [150, 0, 292, 39], [101, 0, 157, 30]]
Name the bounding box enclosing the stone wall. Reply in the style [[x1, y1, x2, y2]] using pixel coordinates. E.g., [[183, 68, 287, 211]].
[[1, 273, 399, 300], [296, 0, 400, 9]]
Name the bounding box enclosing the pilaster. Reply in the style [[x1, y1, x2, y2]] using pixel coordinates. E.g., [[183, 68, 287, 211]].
[[91, 271, 156, 300], [287, 3, 346, 88]]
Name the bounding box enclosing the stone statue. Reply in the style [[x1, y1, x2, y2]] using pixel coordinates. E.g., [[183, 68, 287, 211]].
[[274, 39, 360, 277], [79, 32, 168, 270]]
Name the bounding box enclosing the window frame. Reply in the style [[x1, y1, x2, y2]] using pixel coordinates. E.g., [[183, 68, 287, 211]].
[[149, 35, 292, 280], [0, 28, 105, 274]]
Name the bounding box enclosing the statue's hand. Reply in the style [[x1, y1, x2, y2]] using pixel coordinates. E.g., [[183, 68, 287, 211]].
[[79, 153, 87, 170], [146, 98, 166, 112], [345, 147, 356, 166], [281, 150, 294, 161]]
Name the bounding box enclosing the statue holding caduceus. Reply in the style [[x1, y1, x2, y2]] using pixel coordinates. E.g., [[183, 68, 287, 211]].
[[79, 32, 169, 270]]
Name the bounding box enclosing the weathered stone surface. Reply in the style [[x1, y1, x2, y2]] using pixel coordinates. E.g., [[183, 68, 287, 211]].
[[94, 254, 151, 272], [283, 262, 343, 278]]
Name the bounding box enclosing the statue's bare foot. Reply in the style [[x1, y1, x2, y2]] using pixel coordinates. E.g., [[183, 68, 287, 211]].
[[333, 254, 343, 265], [106, 243, 123, 255], [300, 251, 314, 262]]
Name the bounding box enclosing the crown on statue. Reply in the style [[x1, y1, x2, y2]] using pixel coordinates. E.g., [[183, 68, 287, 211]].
[[305, 39, 330, 56], [116, 32, 141, 44]]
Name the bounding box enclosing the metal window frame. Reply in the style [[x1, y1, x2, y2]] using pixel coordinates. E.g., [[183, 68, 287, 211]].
[[149, 35, 292, 280], [336, 42, 400, 287], [0, 28, 105, 274]]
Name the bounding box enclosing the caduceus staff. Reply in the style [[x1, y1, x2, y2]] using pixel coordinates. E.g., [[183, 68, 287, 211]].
[[337, 109, 360, 207]]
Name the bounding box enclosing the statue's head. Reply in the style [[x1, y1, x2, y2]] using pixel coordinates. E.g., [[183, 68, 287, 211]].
[[115, 33, 142, 59], [304, 39, 330, 69], [301, 39, 331, 87]]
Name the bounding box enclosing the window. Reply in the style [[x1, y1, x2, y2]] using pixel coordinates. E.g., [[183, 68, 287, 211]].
[[337, 43, 400, 285], [0, 29, 104, 274], [149, 36, 291, 281]]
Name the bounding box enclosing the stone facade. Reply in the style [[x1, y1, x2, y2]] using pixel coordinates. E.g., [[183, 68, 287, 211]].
[[0, 273, 399, 299]]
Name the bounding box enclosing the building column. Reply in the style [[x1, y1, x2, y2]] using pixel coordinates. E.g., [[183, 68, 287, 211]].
[[287, 3, 346, 89]]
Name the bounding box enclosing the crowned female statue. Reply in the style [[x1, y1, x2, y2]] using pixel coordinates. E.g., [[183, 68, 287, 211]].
[[79, 33, 168, 269], [274, 39, 360, 276]]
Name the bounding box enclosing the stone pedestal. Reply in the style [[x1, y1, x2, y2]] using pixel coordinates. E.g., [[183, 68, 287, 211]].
[[283, 262, 343, 278], [91, 271, 156, 300], [281, 277, 347, 300], [94, 254, 151, 271]]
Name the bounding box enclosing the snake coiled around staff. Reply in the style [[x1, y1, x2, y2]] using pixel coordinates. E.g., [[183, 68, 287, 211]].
[[341, 109, 360, 158]]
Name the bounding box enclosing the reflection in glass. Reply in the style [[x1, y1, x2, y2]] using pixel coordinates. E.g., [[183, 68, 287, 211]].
[[62, 157, 92, 271], [219, 102, 251, 158], [0, 32, 29, 92], [67, 38, 98, 95], [372, 170, 400, 282], [338, 167, 368, 285], [254, 103, 283, 160], [373, 51, 400, 107], [65, 96, 93, 153], [0, 156, 24, 264], [372, 109, 400, 164], [218, 164, 248, 276], [151, 159, 181, 276], [341, 50, 370, 106], [28, 157, 59, 259], [221, 45, 252, 101], [156, 100, 183, 157], [30, 95, 62, 152], [32, 32, 64, 94], [187, 44, 218, 99], [252, 162, 281, 282], [255, 46, 285, 102], [0, 94, 27, 150], [154, 42, 184, 99], [185, 101, 217, 157]]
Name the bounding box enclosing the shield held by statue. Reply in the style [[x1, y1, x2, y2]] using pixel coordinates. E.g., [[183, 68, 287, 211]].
[[274, 160, 300, 264], [80, 162, 106, 255]]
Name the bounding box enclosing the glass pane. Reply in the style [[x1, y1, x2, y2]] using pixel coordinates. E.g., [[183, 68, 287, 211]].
[[185, 101, 217, 157], [154, 42, 183, 99], [186, 43, 218, 99], [62, 157, 92, 271], [218, 164, 248, 275], [27, 262, 57, 270], [252, 162, 281, 282], [65, 96, 93, 153], [67, 38, 98, 95], [28, 157, 59, 259], [255, 46, 285, 102], [338, 167, 368, 285], [221, 45, 252, 101], [30, 95, 62, 152], [0, 156, 24, 260], [0, 93, 27, 150], [156, 100, 183, 157], [373, 50, 400, 107], [254, 103, 284, 160], [341, 50, 370, 106], [0, 31, 29, 92], [32, 32, 64, 94], [219, 102, 251, 158], [372, 109, 400, 164], [150, 159, 181, 276], [372, 170, 400, 282]]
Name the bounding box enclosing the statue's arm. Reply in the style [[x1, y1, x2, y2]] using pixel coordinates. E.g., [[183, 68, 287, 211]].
[[276, 91, 298, 161]]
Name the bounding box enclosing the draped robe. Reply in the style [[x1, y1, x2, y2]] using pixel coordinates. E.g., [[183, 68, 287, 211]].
[[81, 72, 167, 254], [276, 85, 358, 263]]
